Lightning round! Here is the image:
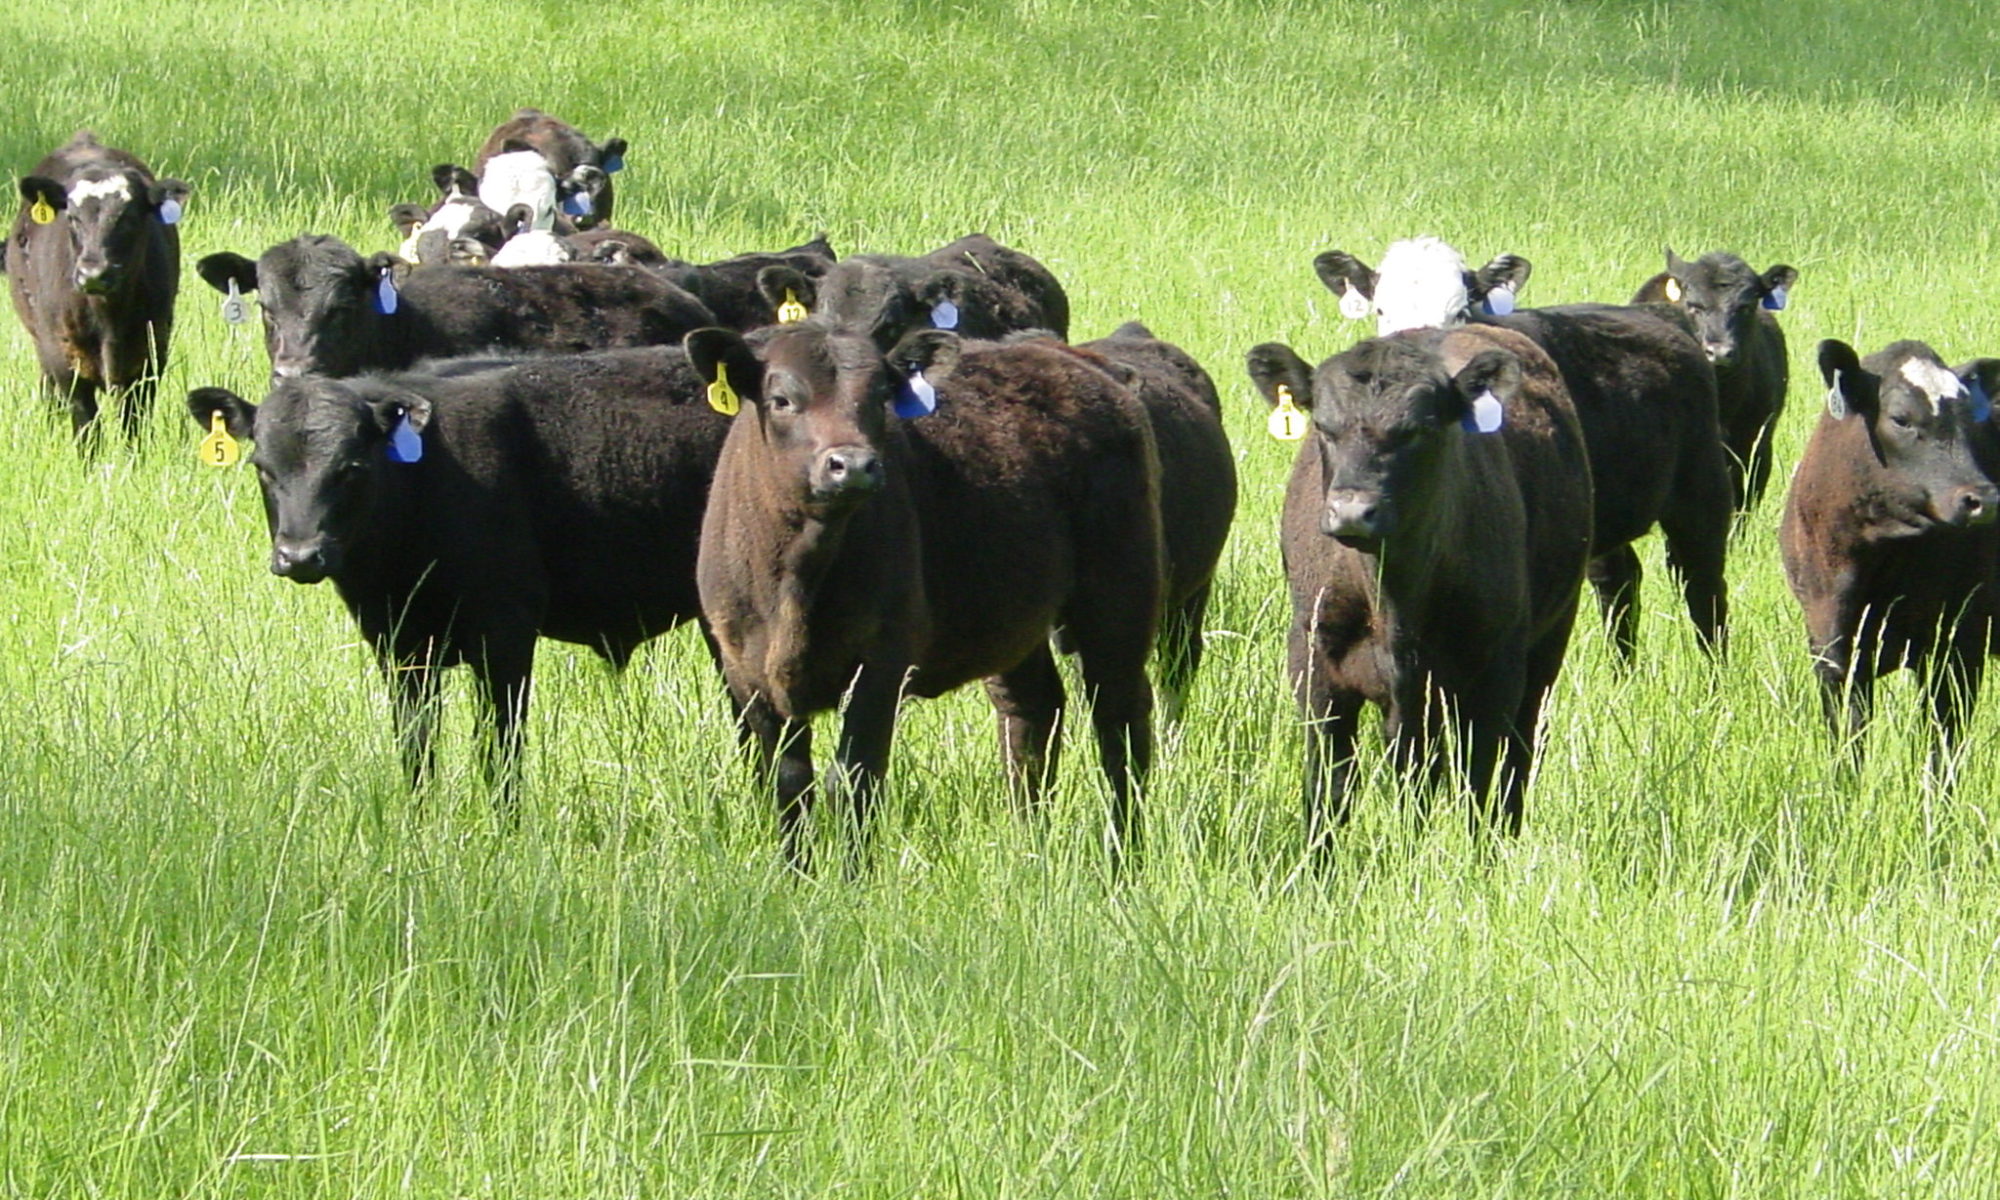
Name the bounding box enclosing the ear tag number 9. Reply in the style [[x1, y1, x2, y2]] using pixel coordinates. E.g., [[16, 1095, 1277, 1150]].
[[198, 410, 239, 467], [1267, 384, 1307, 441], [777, 289, 808, 324], [221, 277, 246, 325], [706, 374, 741, 416], [29, 197, 54, 226]]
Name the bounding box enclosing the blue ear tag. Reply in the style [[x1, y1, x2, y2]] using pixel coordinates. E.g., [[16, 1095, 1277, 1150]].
[[373, 270, 398, 316], [1970, 378, 1991, 423], [386, 414, 423, 463], [1461, 390, 1504, 434], [602, 153, 624, 174], [930, 298, 959, 330], [157, 198, 182, 225], [1482, 284, 1516, 316], [895, 370, 937, 419], [562, 192, 592, 217], [1762, 285, 1788, 312]]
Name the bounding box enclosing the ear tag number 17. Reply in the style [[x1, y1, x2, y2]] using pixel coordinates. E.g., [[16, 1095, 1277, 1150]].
[[198, 410, 240, 467], [1268, 384, 1308, 441], [777, 289, 808, 324]]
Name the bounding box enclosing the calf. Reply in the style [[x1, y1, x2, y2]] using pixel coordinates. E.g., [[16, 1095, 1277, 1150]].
[[1322, 237, 1732, 662], [1246, 325, 1592, 849], [187, 347, 732, 807], [1780, 340, 2000, 775], [758, 233, 1068, 345], [7, 131, 189, 439], [1632, 250, 1796, 510], [195, 235, 714, 379], [393, 165, 505, 266], [688, 321, 1161, 869], [475, 109, 625, 228]]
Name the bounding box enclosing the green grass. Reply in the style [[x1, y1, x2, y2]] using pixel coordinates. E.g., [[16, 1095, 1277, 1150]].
[[5, 0, 2000, 1194]]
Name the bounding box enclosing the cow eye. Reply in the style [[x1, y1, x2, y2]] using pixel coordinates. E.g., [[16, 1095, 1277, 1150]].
[[767, 392, 794, 414], [1889, 411, 1915, 431]]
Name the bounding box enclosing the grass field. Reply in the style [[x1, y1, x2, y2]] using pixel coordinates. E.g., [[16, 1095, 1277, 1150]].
[[5, 0, 2000, 1194]]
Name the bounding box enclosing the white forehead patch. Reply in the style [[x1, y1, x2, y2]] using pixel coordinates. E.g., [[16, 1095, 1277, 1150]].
[[1372, 236, 1471, 337], [1899, 357, 1965, 414], [419, 195, 482, 240], [477, 150, 558, 232], [67, 176, 132, 205]]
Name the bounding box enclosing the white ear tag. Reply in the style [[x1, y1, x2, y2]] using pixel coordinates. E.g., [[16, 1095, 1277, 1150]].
[[158, 198, 182, 225], [221, 277, 246, 325], [894, 370, 938, 419], [1762, 285, 1788, 312], [930, 299, 959, 330], [375, 271, 399, 315], [1462, 390, 1504, 434], [1338, 282, 1371, 321], [1825, 372, 1848, 419], [1483, 284, 1516, 316]]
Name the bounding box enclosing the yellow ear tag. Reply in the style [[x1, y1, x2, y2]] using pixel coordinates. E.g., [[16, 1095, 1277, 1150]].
[[29, 197, 54, 226], [1267, 384, 1308, 441], [706, 374, 741, 416], [198, 410, 240, 467], [777, 289, 808, 324], [1663, 277, 1683, 302]]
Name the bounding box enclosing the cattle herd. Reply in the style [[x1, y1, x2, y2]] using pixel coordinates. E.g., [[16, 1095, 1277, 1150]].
[[8, 112, 1996, 870]]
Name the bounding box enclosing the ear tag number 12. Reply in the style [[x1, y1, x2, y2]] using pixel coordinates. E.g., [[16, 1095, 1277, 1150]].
[[1338, 283, 1371, 321], [707, 373, 741, 416], [198, 410, 240, 467], [1267, 384, 1307, 441], [777, 289, 808, 324]]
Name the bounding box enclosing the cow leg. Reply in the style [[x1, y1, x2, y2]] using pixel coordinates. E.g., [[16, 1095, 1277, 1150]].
[[1494, 623, 1575, 837], [1810, 634, 1871, 775], [470, 639, 536, 824], [829, 664, 904, 875], [984, 643, 1066, 815], [1661, 442, 1733, 657], [383, 650, 442, 793], [1298, 670, 1363, 864], [1066, 622, 1153, 865], [740, 692, 816, 873], [1742, 419, 1778, 513], [1587, 545, 1642, 665], [1153, 581, 1211, 727], [1923, 640, 1983, 791]]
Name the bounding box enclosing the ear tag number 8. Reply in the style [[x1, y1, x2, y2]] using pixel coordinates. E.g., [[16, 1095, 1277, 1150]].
[[707, 374, 741, 416], [198, 410, 239, 467], [1267, 384, 1307, 441], [29, 197, 54, 226], [777, 289, 808, 324]]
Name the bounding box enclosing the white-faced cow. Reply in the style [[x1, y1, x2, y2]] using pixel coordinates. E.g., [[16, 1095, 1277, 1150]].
[[1246, 325, 1592, 853], [7, 131, 188, 440], [474, 109, 625, 229]]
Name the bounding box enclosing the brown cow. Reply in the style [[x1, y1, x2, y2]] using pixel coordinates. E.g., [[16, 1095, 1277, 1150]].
[[1780, 339, 2000, 777], [687, 320, 1162, 870], [1246, 324, 1592, 851]]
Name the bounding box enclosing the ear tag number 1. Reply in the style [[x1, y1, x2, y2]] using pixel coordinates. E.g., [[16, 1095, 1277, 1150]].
[[706, 374, 741, 416], [895, 370, 937, 419], [373, 270, 398, 316], [386, 414, 423, 463], [29, 197, 54, 225], [1462, 390, 1504, 434], [777, 289, 808, 324], [1267, 384, 1307, 441], [221, 277, 246, 325], [1338, 283, 1371, 321], [1762, 285, 1787, 312], [198, 410, 239, 467]]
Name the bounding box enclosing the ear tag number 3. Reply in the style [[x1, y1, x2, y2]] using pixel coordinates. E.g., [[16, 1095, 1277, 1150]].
[[29, 197, 54, 226], [1267, 384, 1307, 441], [221, 277, 247, 325], [198, 410, 239, 467], [777, 289, 808, 324], [707, 374, 741, 416]]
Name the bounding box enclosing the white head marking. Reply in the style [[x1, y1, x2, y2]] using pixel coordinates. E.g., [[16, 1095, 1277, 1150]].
[[1899, 357, 1964, 414], [477, 150, 559, 232], [67, 176, 132, 205], [1372, 237, 1471, 336]]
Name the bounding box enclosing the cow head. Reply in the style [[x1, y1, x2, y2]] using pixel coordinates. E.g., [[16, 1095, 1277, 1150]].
[[1636, 250, 1796, 367], [556, 164, 609, 226], [1820, 338, 1999, 533], [196, 236, 405, 380], [1316, 238, 1531, 336], [185, 379, 431, 583], [1247, 334, 1514, 551], [476, 148, 558, 233], [20, 169, 188, 295], [686, 321, 944, 515]]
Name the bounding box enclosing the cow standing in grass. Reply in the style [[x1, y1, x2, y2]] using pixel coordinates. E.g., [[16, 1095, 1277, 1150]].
[[7, 131, 188, 440], [1246, 325, 1592, 851], [1781, 339, 2000, 777]]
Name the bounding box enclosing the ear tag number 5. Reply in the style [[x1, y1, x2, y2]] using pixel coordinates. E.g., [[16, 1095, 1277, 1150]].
[[1267, 384, 1307, 441], [777, 289, 808, 324], [198, 410, 239, 467], [707, 374, 741, 416]]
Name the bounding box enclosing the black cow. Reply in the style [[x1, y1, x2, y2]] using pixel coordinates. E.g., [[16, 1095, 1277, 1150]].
[[1322, 238, 1733, 662], [654, 236, 839, 331], [186, 347, 732, 808], [195, 235, 714, 380], [758, 233, 1068, 346], [7, 131, 188, 439], [1633, 250, 1796, 510], [1780, 340, 2000, 778], [1246, 325, 1592, 849], [475, 109, 625, 228]]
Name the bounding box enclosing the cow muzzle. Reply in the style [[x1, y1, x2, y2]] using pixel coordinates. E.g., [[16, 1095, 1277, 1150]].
[[1322, 488, 1390, 545], [1702, 340, 1735, 367], [74, 264, 119, 295], [809, 445, 885, 504], [270, 538, 339, 584], [1937, 483, 1999, 529]]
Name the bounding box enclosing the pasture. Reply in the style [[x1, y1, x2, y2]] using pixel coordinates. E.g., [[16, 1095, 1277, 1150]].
[[4, 0, 2000, 1193]]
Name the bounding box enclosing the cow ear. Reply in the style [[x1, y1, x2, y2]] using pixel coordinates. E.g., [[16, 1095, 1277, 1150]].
[[187, 387, 256, 440], [1956, 359, 2000, 420], [887, 328, 963, 381], [1760, 263, 1798, 296], [756, 265, 817, 315], [431, 164, 476, 198], [685, 327, 765, 403], [148, 178, 189, 212], [195, 252, 258, 295], [914, 272, 969, 330], [365, 251, 412, 287], [500, 138, 535, 155], [19, 175, 65, 213], [502, 204, 534, 238], [389, 202, 428, 238], [1449, 349, 1520, 430], [1472, 253, 1530, 297], [366, 389, 432, 435], [1664, 247, 1689, 274], [598, 137, 628, 165], [1818, 339, 1873, 420], [1245, 342, 1315, 411], [1313, 250, 1378, 302]]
